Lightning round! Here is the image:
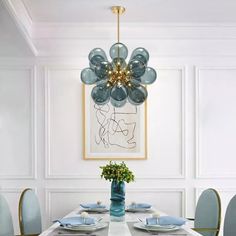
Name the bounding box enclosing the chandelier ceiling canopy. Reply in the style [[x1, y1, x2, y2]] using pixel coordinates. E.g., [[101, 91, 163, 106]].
[[81, 6, 157, 107]]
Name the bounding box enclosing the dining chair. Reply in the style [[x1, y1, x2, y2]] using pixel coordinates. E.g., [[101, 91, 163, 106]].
[[224, 194, 236, 236], [190, 188, 221, 236], [18, 188, 42, 236], [0, 194, 14, 236]]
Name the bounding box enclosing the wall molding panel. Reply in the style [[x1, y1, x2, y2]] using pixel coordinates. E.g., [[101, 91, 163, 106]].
[[44, 66, 186, 179], [46, 188, 186, 222], [0, 66, 37, 179], [195, 66, 236, 179]]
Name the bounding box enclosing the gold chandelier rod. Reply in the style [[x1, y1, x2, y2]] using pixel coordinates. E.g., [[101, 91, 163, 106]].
[[111, 6, 125, 43]]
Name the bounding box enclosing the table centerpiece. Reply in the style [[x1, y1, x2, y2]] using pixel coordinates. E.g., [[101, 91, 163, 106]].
[[100, 161, 135, 221]]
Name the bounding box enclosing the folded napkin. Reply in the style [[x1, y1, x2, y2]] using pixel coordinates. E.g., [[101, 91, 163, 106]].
[[129, 203, 152, 209], [146, 216, 186, 226], [54, 216, 95, 226], [80, 203, 106, 209]]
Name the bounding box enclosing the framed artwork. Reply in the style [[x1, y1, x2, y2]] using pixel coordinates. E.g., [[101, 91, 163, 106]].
[[83, 85, 147, 160]]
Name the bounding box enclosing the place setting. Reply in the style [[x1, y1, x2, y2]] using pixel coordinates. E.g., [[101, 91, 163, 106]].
[[79, 201, 109, 214], [126, 202, 154, 213], [49, 212, 109, 236], [127, 213, 189, 235]]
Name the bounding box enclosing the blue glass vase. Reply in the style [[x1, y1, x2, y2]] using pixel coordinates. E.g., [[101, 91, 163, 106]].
[[110, 181, 125, 221]]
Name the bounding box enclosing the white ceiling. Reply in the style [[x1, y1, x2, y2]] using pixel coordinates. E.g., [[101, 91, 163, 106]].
[[1, 0, 236, 57], [22, 0, 236, 23], [0, 1, 34, 57]]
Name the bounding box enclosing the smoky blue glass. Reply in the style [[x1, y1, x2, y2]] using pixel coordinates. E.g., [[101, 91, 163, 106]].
[[96, 78, 108, 85], [131, 54, 147, 65], [110, 181, 125, 221], [130, 47, 149, 63], [95, 61, 112, 78], [110, 85, 127, 107], [112, 57, 127, 70], [89, 48, 107, 61], [130, 78, 141, 85], [128, 60, 146, 78], [140, 67, 157, 84], [128, 84, 148, 105], [110, 98, 127, 108], [89, 55, 105, 69], [91, 83, 110, 105], [81, 68, 97, 85], [110, 43, 128, 60]]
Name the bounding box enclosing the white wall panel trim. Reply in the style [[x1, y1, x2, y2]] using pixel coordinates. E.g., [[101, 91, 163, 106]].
[[195, 66, 236, 179], [44, 66, 186, 180], [44, 66, 83, 180], [0, 66, 37, 179], [45, 188, 186, 222]]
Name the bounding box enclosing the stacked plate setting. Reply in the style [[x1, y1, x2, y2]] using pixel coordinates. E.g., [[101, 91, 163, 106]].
[[134, 221, 180, 232], [126, 203, 152, 212], [80, 203, 109, 213], [58, 216, 107, 232]]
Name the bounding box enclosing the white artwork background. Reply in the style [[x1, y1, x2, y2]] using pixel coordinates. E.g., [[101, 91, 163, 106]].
[[84, 86, 146, 159]]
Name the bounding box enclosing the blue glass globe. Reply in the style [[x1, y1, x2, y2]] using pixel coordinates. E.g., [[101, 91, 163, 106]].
[[81, 68, 97, 85], [91, 83, 110, 105], [128, 84, 148, 105], [89, 48, 107, 61], [95, 61, 112, 79], [130, 48, 149, 63], [128, 59, 146, 78], [89, 55, 105, 69], [110, 43, 128, 60], [130, 54, 147, 65], [140, 67, 157, 84], [110, 85, 128, 107]]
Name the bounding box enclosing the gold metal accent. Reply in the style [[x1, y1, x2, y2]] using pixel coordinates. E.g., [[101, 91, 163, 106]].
[[18, 188, 40, 236], [82, 84, 147, 160], [111, 6, 125, 15], [111, 6, 125, 43]]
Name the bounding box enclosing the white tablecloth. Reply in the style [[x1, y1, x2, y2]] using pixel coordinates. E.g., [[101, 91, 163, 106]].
[[40, 207, 201, 236]]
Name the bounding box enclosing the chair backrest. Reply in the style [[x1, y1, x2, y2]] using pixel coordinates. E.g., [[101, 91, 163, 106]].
[[224, 194, 236, 236], [18, 188, 42, 235], [0, 194, 14, 236], [194, 188, 221, 236]]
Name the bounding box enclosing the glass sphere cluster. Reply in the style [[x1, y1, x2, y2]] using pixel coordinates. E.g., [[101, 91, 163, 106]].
[[81, 42, 157, 107]]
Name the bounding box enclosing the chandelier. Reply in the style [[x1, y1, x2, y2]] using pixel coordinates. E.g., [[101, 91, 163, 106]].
[[81, 6, 157, 107]]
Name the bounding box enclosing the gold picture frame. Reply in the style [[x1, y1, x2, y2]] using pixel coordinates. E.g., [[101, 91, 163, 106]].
[[83, 85, 147, 160]]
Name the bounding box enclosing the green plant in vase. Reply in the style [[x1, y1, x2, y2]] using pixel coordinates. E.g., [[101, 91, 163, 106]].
[[100, 161, 135, 221]]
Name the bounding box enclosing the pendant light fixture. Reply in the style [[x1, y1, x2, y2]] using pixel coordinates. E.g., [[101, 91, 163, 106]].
[[81, 6, 157, 107]]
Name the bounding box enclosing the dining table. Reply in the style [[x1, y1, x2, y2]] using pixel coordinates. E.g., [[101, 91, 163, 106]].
[[40, 206, 202, 236]]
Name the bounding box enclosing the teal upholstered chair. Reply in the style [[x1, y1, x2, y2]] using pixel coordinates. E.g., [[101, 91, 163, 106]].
[[191, 188, 221, 236], [18, 189, 42, 236], [224, 194, 236, 236], [0, 194, 14, 236]]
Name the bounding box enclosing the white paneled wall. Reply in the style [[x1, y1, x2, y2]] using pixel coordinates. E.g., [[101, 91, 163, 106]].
[[1, 30, 236, 236], [0, 66, 36, 179]]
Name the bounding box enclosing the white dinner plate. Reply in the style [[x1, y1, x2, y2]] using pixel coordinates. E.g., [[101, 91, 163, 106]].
[[60, 222, 108, 232], [133, 222, 180, 232]]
